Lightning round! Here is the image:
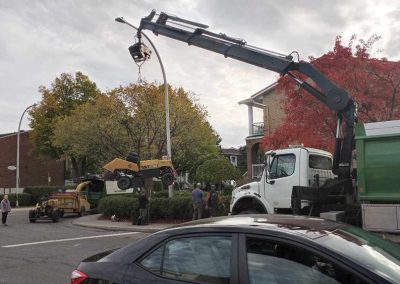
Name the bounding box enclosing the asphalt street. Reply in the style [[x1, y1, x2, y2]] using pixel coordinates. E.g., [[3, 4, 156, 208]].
[[0, 209, 149, 284]]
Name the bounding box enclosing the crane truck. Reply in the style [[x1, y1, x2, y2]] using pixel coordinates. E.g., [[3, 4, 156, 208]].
[[133, 10, 400, 232]]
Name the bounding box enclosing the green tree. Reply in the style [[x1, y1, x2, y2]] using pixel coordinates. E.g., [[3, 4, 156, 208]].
[[29, 72, 100, 178], [112, 82, 220, 172], [52, 94, 132, 174], [50, 81, 220, 177], [195, 157, 241, 188]]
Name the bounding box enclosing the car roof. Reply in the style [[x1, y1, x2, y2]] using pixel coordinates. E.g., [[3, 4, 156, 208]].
[[166, 214, 345, 240], [103, 214, 344, 263]]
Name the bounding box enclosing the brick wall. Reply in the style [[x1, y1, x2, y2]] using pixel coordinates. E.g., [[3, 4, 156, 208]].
[[263, 89, 285, 136], [0, 131, 65, 188]]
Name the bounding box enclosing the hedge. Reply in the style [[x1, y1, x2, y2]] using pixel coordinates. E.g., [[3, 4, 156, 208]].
[[0, 194, 32, 207], [23, 186, 62, 204], [98, 195, 231, 221]]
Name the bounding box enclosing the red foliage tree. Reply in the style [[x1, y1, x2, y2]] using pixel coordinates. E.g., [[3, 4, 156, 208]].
[[263, 35, 400, 152]]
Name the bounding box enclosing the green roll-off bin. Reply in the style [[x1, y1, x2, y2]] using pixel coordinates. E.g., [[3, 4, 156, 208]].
[[355, 120, 400, 202]]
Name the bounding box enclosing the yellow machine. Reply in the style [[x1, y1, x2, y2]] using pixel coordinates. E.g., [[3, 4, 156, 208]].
[[29, 197, 61, 223], [103, 152, 176, 190], [49, 181, 91, 217]]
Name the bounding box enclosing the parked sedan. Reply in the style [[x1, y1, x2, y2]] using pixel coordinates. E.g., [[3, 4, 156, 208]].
[[71, 214, 400, 284]]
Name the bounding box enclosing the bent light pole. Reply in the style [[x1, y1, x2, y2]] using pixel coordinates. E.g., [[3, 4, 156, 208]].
[[115, 17, 173, 198], [16, 103, 36, 207]]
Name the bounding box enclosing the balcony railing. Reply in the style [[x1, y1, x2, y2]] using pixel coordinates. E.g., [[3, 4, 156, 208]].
[[251, 122, 264, 136]]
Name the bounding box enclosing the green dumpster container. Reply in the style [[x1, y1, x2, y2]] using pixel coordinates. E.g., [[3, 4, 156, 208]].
[[355, 120, 400, 202]]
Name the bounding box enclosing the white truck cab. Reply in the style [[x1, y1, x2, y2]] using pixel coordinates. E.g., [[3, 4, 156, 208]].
[[230, 147, 335, 215]]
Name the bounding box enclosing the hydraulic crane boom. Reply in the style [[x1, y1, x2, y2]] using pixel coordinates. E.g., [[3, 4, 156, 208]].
[[136, 10, 357, 179]]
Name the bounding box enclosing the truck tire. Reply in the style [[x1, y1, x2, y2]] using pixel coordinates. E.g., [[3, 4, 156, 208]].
[[78, 207, 86, 217], [117, 176, 131, 190], [59, 210, 65, 218], [161, 172, 174, 186], [51, 209, 60, 223], [29, 210, 37, 223]]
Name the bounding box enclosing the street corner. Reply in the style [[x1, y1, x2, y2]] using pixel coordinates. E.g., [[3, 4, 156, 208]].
[[72, 213, 174, 233]]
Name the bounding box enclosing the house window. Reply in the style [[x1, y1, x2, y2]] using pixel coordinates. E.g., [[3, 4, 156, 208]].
[[230, 156, 237, 166]]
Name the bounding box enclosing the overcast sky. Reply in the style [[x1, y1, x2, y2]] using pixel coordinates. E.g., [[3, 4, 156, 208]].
[[1, 0, 399, 147]]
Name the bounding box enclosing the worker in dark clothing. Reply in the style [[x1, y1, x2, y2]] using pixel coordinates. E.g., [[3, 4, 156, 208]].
[[205, 184, 225, 217], [137, 189, 149, 225]]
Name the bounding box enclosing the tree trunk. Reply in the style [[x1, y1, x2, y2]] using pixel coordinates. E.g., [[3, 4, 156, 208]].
[[70, 157, 80, 181]]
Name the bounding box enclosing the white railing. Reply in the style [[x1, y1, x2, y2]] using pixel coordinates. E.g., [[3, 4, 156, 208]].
[[251, 122, 264, 136]]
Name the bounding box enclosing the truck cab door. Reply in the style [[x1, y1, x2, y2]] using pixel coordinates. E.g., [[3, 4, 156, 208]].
[[265, 153, 298, 210]]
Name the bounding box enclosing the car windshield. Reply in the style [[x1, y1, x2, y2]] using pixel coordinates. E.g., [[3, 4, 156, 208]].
[[317, 226, 400, 283]]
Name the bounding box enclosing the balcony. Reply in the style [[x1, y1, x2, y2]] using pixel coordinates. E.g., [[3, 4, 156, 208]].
[[251, 122, 264, 137]]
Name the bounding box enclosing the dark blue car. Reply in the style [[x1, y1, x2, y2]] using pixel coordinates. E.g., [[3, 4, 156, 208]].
[[71, 214, 400, 284]]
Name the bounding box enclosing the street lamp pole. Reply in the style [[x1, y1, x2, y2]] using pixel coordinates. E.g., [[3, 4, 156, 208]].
[[115, 17, 173, 197], [16, 103, 36, 207]]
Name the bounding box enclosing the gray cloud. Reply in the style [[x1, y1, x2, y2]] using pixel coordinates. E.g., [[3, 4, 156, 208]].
[[0, 0, 398, 147]]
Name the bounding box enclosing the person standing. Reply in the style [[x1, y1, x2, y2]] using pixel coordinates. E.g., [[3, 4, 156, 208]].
[[1, 195, 11, 226], [192, 183, 203, 220], [205, 185, 225, 217], [137, 189, 149, 225]]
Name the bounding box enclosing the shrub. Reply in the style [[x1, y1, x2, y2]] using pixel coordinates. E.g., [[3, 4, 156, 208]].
[[173, 190, 191, 198], [0, 194, 32, 207], [221, 185, 234, 196], [216, 196, 231, 216], [98, 195, 138, 218], [23, 186, 61, 204], [152, 191, 169, 198], [98, 194, 232, 221], [153, 181, 164, 191]]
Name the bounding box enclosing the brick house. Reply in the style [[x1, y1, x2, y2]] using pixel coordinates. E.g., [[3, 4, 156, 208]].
[[238, 82, 285, 179], [0, 131, 65, 192]]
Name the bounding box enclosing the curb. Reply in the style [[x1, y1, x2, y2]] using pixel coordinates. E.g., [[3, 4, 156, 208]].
[[71, 214, 173, 234]]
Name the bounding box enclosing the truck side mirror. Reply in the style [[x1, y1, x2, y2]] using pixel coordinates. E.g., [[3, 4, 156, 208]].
[[266, 172, 276, 185]]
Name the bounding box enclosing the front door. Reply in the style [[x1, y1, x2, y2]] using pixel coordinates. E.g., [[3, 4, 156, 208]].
[[265, 153, 298, 209]]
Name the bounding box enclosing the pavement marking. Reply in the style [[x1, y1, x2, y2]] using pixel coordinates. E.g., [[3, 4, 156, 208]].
[[2, 232, 139, 248]]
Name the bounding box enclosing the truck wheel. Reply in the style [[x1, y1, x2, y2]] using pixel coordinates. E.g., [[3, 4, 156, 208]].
[[161, 172, 174, 186], [51, 209, 60, 223], [29, 210, 37, 223], [117, 176, 131, 190], [78, 207, 86, 217], [59, 210, 65, 218]]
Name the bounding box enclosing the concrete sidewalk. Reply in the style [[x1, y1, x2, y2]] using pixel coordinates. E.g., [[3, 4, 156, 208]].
[[72, 214, 175, 233]]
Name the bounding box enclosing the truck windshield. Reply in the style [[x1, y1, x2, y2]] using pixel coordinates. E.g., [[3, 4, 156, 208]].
[[309, 155, 332, 170]]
